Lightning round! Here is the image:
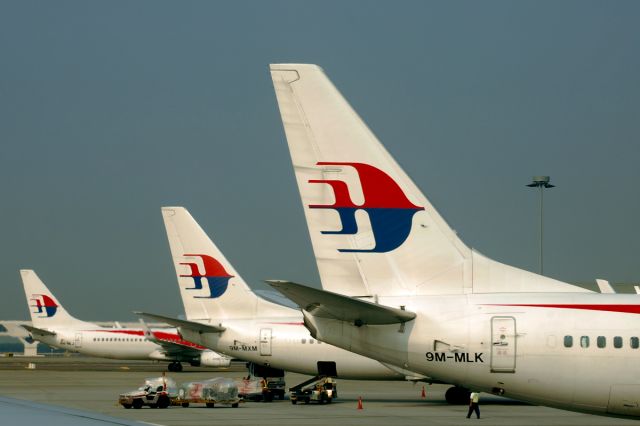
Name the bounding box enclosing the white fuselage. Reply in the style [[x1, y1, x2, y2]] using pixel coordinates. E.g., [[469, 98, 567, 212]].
[[37, 327, 195, 361], [304, 292, 640, 417], [179, 315, 404, 380]]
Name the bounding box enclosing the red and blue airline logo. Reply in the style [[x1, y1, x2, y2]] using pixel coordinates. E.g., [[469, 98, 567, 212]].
[[30, 294, 58, 318], [179, 254, 233, 299], [309, 162, 424, 253]]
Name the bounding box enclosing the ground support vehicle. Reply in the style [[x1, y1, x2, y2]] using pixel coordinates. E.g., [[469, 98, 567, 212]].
[[119, 377, 178, 409], [290, 376, 337, 405], [236, 377, 285, 402], [174, 378, 241, 408], [265, 377, 286, 400]]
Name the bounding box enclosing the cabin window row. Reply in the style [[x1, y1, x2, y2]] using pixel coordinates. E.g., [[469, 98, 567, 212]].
[[300, 338, 321, 344], [92, 337, 147, 342], [563, 335, 638, 349]]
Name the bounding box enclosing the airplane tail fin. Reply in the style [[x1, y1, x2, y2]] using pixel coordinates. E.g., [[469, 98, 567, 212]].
[[20, 269, 85, 329], [161, 207, 283, 321], [270, 64, 587, 296]]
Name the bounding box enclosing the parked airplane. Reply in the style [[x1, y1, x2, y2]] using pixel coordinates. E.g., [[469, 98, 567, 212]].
[[268, 63, 640, 418], [137, 206, 412, 380], [20, 269, 230, 371]]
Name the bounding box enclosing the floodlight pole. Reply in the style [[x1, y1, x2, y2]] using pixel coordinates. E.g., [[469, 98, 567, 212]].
[[527, 176, 555, 275]]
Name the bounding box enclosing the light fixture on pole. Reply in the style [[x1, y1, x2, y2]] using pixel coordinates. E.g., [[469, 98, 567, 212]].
[[526, 176, 555, 275]]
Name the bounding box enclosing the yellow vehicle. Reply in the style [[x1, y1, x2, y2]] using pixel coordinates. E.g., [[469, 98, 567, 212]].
[[290, 377, 337, 405]]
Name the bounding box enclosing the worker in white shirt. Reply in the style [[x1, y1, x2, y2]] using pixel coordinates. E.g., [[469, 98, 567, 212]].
[[467, 391, 480, 419]]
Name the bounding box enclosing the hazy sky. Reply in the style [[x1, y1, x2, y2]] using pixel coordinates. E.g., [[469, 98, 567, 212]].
[[1, 1, 639, 320]]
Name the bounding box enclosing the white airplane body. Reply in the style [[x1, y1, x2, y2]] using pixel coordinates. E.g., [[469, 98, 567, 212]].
[[178, 315, 407, 380], [140, 207, 407, 380], [268, 63, 640, 418], [21, 270, 230, 370]]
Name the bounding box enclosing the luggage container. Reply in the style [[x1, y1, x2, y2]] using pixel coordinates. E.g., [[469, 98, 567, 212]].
[[175, 377, 241, 408], [235, 377, 285, 402]]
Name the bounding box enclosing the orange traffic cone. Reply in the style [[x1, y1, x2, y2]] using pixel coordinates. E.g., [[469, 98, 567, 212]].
[[357, 396, 363, 410], [421, 385, 426, 399]]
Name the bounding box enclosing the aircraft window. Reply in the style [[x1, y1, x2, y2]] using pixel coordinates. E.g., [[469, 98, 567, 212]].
[[580, 336, 589, 348], [614, 336, 622, 348], [563, 336, 573, 347], [301, 339, 306, 344], [310, 339, 314, 344], [597, 336, 606, 348], [631, 337, 639, 349]]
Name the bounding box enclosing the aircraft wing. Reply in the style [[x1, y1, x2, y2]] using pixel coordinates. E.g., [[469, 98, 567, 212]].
[[153, 339, 202, 358], [136, 318, 204, 357], [21, 324, 56, 337], [150, 335, 203, 357], [266, 280, 416, 325], [133, 312, 225, 334]]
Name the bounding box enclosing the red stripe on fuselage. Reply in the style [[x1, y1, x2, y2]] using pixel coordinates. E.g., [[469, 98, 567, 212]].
[[89, 329, 207, 350], [483, 304, 640, 314], [263, 322, 305, 326]]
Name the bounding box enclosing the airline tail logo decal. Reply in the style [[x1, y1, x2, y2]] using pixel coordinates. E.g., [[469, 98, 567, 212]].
[[309, 162, 424, 253], [180, 254, 233, 298], [30, 294, 58, 318]]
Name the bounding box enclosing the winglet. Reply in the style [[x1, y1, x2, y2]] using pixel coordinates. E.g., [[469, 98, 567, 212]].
[[265, 280, 416, 325], [596, 279, 615, 294]]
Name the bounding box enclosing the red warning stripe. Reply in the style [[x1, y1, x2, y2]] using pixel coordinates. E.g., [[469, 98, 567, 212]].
[[483, 304, 640, 314]]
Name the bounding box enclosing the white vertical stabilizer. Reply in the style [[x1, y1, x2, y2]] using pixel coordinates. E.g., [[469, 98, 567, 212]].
[[161, 207, 286, 321], [270, 64, 588, 296], [20, 269, 94, 329]]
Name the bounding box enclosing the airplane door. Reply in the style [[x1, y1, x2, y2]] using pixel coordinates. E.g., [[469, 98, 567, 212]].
[[490, 316, 516, 373], [74, 333, 82, 349], [259, 328, 272, 356]]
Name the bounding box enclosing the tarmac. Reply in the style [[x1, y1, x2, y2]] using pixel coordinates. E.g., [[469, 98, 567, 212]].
[[0, 356, 638, 426]]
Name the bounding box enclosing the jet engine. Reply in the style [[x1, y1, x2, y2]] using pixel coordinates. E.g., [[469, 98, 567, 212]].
[[192, 350, 232, 367]]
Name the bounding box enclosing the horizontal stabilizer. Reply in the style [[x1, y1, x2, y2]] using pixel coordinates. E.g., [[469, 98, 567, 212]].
[[133, 312, 225, 334], [266, 280, 416, 325], [379, 362, 439, 383], [21, 324, 56, 336]]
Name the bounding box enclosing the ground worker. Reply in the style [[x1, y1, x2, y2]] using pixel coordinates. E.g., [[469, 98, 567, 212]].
[[467, 391, 480, 419]]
